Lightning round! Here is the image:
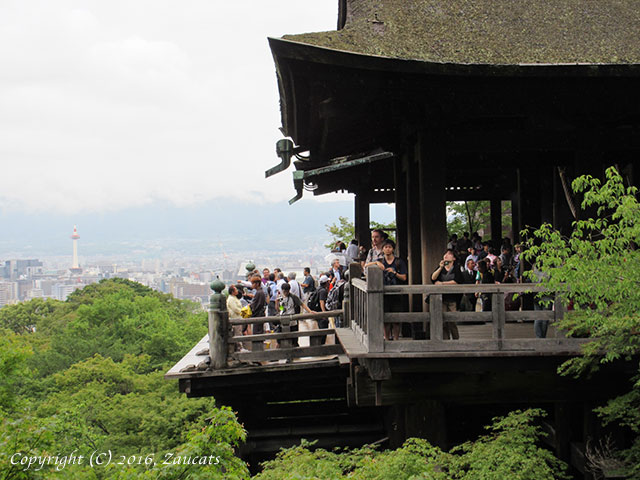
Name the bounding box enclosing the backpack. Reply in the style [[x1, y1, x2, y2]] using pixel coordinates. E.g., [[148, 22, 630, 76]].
[[307, 289, 321, 311], [326, 279, 345, 311]]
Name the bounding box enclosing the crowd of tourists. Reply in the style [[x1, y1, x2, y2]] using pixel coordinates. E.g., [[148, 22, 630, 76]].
[[226, 261, 350, 351], [226, 228, 549, 354]]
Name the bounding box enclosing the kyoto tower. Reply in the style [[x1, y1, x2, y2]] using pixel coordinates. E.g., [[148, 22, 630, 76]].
[[70, 225, 83, 275]]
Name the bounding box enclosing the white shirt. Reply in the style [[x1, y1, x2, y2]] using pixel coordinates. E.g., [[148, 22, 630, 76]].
[[346, 244, 359, 264], [288, 279, 302, 298]]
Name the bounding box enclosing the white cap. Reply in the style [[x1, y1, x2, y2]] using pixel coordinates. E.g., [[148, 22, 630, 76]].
[[319, 275, 330, 284]]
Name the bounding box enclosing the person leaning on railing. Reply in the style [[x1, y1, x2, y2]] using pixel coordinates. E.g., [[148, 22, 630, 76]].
[[365, 238, 407, 341], [249, 276, 267, 335], [227, 285, 248, 352], [275, 282, 313, 347], [430, 249, 463, 340]]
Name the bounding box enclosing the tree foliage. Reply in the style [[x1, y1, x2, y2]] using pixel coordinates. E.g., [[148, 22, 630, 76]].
[[0, 279, 250, 480], [325, 217, 396, 248], [446, 201, 512, 240], [255, 410, 566, 480], [447, 409, 568, 480], [522, 166, 640, 479]]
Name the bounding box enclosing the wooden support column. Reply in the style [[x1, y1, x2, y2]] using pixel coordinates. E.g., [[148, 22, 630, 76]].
[[385, 405, 407, 449], [406, 401, 448, 449], [540, 165, 554, 225], [517, 165, 542, 234], [418, 133, 447, 287], [406, 149, 423, 315], [394, 157, 408, 258], [510, 190, 521, 243], [355, 190, 371, 250], [490, 198, 502, 244], [365, 265, 384, 353], [554, 403, 571, 461], [553, 164, 575, 237], [209, 279, 230, 369]]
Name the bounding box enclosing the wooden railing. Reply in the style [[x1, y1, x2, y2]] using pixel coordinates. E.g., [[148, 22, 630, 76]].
[[208, 284, 344, 368], [349, 263, 586, 354]]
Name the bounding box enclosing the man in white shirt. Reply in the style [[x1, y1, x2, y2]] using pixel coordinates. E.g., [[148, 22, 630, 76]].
[[287, 272, 303, 298], [345, 239, 359, 264], [276, 272, 287, 294]]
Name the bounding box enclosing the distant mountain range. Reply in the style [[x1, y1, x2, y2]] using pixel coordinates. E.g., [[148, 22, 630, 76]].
[[0, 199, 395, 257]]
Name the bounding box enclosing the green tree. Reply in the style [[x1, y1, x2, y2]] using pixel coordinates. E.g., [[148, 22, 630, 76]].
[[447, 201, 513, 240], [522, 166, 640, 479], [254, 409, 566, 480], [325, 217, 396, 248], [325, 216, 355, 248], [447, 201, 491, 237], [36, 354, 217, 455], [0, 298, 63, 334], [447, 410, 568, 480], [0, 279, 249, 480], [0, 331, 33, 412], [21, 279, 207, 378]]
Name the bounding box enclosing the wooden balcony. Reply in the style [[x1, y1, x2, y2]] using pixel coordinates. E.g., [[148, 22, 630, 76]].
[[166, 264, 586, 379], [165, 267, 628, 470], [344, 264, 586, 359]]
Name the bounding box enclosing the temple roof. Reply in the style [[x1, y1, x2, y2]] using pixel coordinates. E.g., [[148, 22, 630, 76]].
[[284, 0, 640, 65]]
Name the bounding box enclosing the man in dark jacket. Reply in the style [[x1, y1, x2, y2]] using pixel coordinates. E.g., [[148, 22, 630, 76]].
[[249, 276, 266, 335], [430, 249, 464, 339]]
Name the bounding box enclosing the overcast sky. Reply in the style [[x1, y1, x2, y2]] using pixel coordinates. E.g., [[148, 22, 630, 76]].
[[0, 1, 340, 215]]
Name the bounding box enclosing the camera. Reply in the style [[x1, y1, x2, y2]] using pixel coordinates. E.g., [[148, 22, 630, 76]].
[[443, 261, 450, 266]]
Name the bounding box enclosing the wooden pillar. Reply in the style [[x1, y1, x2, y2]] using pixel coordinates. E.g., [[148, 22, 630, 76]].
[[355, 190, 371, 250], [209, 279, 229, 369], [406, 149, 423, 314], [517, 165, 542, 234], [510, 190, 521, 243], [490, 198, 502, 244], [554, 403, 571, 461], [540, 166, 554, 225], [365, 265, 384, 353], [553, 164, 575, 237], [385, 404, 407, 449], [406, 400, 448, 449], [418, 133, 447, 286], [394, 157, 408, 259]]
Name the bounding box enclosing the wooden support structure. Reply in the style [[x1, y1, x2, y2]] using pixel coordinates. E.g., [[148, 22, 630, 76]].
[[490, 198, 502, 243], [355, 190, 371, 250], [429, 294, 443, 341], [209, 281, 230, 369], [405, 150, 423, 315], [418, 132, 447, 287], [517, 164, 542, 233], [394, 157, 408, 258], [365, 265, 384, 353]]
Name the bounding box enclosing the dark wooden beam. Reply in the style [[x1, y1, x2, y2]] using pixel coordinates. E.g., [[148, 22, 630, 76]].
[[419, 132, 447, 285], [355, 190, 371, 250], [405, 149, 423, 316], [490, 198, 502, 243], [394, 157, 408, 258]]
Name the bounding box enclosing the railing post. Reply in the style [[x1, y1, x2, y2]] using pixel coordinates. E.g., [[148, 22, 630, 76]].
[[348, 262, 363, 330], [281, 315, 292, 349], [554, 291, 566, 338], [492, 292, 505, 341], [366, 265, 384, 352], [209, 278, 229, 369], [429, 294, 443, 340]]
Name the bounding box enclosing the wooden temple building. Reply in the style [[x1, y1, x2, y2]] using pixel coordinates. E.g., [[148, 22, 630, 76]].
[[167, 1, 640, 476]]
